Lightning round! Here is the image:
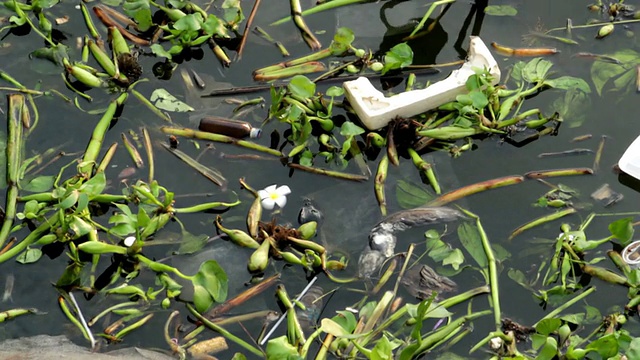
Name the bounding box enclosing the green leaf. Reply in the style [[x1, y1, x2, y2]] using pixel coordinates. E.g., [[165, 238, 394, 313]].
[[626, 337, 640, 359], [586, 333, 619, 358], [383, 43, 413, 74], [521, 58, 553, 83], [80, 172, 106, 197], [21, 175, 55, 192], [536, 336, 558, 360], [150, 88, 195, 112], [535, 318, 561, 336], [221, 0, 244, 25], [609, 217, 634, 245], [457, 223, 487, 268], [150, 44, 173, 60], [192, 260, 228, 303], [332, 310, 357, 334], [590, 49, 640, 95], [123, 0, 152, 32], [544, 76, 591, 93], [288, 75, 316, 98], [484, 5, 517, 16], [371, 335, 393, 360], [468, 90, 488, 109], [68, 215, 93, 238], [395, 180, 433, 208], [339, 121, 365, 136], [266, 336, 302, 360], [59, 190, 79, 209], [330, 27, 355, 55], [320, 318, 349, 336], [549, 88, 591, 128], [173, 13, 203, 32], [17, 248, 42, 264], [176, 231, 209, 255], [326, 86, 344, 97], [202, 14, 228, 37], [192, 284, 214, 313]]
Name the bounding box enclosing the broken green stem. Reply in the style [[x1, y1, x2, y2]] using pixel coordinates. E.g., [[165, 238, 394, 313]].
[[496, 108, 542, 128], [130, 88, 171, 122], [461, 209, 501, 331], [409, 0, 456, 38], [271, 0, 371, 26], [161, 126, 283, 157], [254, 48, 332, 74], [172, 200, 241, 214], [544, 18, 640, 34], [534, 287, 595, 327], [0, 94, 24, 249], [413, 310, 492, 357], [407, 148, 440, 194], [509, 207, 577, 240], [80, 93, 128, 176]]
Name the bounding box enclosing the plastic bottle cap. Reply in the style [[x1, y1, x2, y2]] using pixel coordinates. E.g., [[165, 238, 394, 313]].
[[249, 128, 262, 139], [619, 135, 640, 180]]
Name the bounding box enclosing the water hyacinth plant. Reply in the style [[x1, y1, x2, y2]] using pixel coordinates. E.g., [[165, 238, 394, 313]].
[[1, 0, 640, 358]]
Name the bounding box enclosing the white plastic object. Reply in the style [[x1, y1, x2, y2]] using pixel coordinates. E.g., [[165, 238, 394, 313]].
[[619, 135, 640, 180], [343, 36, 501, 130], [622, 240, 640, 269]]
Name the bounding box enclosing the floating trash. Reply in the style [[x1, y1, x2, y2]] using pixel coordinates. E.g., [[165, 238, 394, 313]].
[[401, 264, 457, 301], [590, 183, 623, 207], [622, 240, 640, 270]]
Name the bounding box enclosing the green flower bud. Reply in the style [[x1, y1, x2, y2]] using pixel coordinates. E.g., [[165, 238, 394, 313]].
[[354, 48, 366, 58], [596, 23, 614, 39], [216, 216, 260, 249], [297, 221, 317, 240], [346, 64, 359, 74], [78, 241, 127, 255], [369, 61, 384, 72], [248, 238, 271, 274], [161, 298, 171, 309]]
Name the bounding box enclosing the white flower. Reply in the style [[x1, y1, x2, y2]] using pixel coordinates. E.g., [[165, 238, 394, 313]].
[[258, 184, 291, 210], [123, 236, 136, 247]]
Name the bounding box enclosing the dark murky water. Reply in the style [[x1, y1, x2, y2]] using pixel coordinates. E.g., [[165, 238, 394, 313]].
[[1, 0, 640, 357]]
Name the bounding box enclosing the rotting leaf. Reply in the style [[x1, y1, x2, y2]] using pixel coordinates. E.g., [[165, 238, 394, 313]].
[[396, 180, 433, 208], [590, 49, 640, 95], [484, 5, 517, 16], [150, 88, 195, 112]]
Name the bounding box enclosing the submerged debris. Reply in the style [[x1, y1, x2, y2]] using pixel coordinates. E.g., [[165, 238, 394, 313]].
[[590, 183, 623, 207], [401, 264, 457, 300], [359, 207, 465, 278]]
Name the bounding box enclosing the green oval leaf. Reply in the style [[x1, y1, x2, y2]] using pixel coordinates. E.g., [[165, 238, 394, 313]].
[[288, 75, 316, 98], [484, 5, 517, 16]]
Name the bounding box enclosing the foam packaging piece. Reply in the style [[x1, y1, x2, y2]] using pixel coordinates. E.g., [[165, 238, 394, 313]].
[[619, 135, 640, 180], [343, 36, 501, 130]]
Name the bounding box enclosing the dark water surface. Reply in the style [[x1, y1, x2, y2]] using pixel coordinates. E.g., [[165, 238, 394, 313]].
[[1, 0, 640, 358]]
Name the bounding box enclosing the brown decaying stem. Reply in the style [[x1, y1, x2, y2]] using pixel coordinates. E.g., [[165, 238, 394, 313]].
[[235, 0, 261, 60]]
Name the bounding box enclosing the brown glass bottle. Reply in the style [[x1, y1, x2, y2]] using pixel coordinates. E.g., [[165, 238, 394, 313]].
[[198, 116, 262, 139]]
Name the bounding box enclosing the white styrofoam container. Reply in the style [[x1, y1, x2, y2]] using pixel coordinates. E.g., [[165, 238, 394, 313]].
[[619, 135, 640, 180]]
